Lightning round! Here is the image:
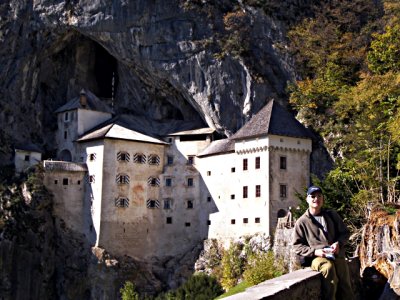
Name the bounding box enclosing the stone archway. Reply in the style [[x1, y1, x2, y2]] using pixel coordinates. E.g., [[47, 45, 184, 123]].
[[59, 149, 72, 161]]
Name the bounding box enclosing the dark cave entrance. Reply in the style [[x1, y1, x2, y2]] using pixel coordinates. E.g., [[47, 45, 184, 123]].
[[93, 43, 118, 99]]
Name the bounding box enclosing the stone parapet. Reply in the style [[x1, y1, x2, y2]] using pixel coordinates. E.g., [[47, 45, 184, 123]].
[[224, 268, 321, 300]]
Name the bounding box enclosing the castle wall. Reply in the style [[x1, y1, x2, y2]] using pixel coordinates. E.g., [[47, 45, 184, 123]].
[[77, 109, 111, 137], [82, 140, 105, 245], [14, 150, 42, 174], [43, 161, 87, 236]]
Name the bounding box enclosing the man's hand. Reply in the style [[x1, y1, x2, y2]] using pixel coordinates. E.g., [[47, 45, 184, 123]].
[[330, 242, 340, 254], [314, 249, 325, 257]]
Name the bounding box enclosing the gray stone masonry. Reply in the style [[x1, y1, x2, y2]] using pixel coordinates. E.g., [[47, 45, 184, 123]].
[[225, 268, 321, 300]]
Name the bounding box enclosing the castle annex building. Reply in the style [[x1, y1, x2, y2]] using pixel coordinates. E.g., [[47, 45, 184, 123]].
[[42, 90, 312, 260]]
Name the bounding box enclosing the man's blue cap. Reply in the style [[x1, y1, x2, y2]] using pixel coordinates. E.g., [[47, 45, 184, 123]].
[[307, 186, 322, 195]]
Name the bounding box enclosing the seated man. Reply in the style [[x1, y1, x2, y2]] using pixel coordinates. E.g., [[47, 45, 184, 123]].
[[292, 186, 354, 300]]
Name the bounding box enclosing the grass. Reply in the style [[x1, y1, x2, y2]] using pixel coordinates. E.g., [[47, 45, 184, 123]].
[[214, 281, 252, 299]]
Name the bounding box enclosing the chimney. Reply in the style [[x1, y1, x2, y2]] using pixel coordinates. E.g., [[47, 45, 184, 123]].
[[79, 89, 87, 108]]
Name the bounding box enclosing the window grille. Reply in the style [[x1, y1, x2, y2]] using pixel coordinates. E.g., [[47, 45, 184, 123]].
[[86, 175, 95, 184], [133, 153, 146, 164], [146, 199, 160, 208], [116, 174, 130, 184], [117, 151, 130, 162], [148, 154, 160, 165], [115, 197, 129, 208], [89, 153, 96, 161], [147, 177, 160, 186]]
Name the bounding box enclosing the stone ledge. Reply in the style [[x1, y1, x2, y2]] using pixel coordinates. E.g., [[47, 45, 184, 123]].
[[224, 268, 321, 300]]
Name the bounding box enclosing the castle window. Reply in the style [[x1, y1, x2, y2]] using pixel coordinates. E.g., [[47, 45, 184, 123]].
[[64, 112, 69, 122], [256, 185, 261, 197], [148, 177, 160, 187], [64, 131, 68, 140], [243, 158, 248, 171], [77, 180, 81, 185], [187, 200, 193, 209], [148, 154, 160, 165], [207, 171, 211, 176], [280, 184, 287, 198], [165, 178, 172, 187], [207, 196, 212, 202], [255, 217, 260, 223], [89, 153, 96, 161], [243, 218, 248, 224], [187, 178, 194, 187], [167, 155, 174, 165], [231, 167, 236, 173], [24, 155, 30, 161], [89, 175, 95, 184], [63, 178, 68, 185], [207, 220, 211, 225], [133, 153, 146, 164], [54, 180, 58, 185], [117, 151, 130, 162], [146, 199, 160, 208], [280, 156, 287, 170], [255, 157, 260, 169], [185, 222, 191, 227], [231, 219, 236, 225], [115, 197, 129, 208], [163, 198, 172, 209], [231, 194, 235, 200], [116, 174, 130, 184], [166, 217, 172, 224], [243, 186, 248, 198], [187, 156, 195, 165]]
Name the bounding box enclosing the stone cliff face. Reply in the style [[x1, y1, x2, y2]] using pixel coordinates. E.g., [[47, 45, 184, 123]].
[[0, 0, 307, 163]]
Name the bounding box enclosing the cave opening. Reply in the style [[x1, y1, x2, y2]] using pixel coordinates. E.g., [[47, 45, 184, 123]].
[[93, 43, 118, 99]]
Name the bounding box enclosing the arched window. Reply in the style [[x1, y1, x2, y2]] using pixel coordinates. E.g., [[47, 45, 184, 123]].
[[277, 209, 287, 218], [133, 153, 146, 164], [116, 174, 130, 184], [117, 151, 130, 162], [147, 177, 160, 187], [148, 154, 160, 165], [115, 197, 129, 208]]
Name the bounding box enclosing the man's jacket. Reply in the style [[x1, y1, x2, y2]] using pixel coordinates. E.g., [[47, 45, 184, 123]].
[[292, 208, 350, 258]]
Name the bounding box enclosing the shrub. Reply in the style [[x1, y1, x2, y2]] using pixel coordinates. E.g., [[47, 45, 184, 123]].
[[173, 273, 223, 300], [120, 281, 139, 300], [243, 251, 286, 285]]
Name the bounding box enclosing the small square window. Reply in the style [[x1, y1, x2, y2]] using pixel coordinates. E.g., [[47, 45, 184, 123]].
[[89, 153, 96, 161], [280, 157, 287, 170], [243, 158, 248, 171], [167, 155, 174, 165], [187, 156, 195, 165], [165, 178, 172, 187], [256, 185, 261, 197], [168, 137, 173, 143], [207, 220, 211, 226], [166, 217, 172, 224], [54, 180, 58, 185], [185, 222, 191, 227], [187, 178, 194, 187], [231, 194, 235, 200], [207, 196, 212, 202], [187, 200, 193, 209], [243, 186, 248, 198], [77, 180, 81, 185], [243, 218, 248, 224], [63, 178, 69, 185], [231, 219, 236, 225], [255, 157, 260, 169], [255, 217, 260, 223], [280, 184, 287, 198], [24, 155, 30, 161], [207, 171, 211, 176], [164, 199, 172, 209], [89, 175, 95, 184], [231, 167, 236, 173]]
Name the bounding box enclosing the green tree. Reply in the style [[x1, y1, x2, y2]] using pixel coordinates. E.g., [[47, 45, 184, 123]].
[[120, 281, 139, 300], [368, 24, 400, 74]]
